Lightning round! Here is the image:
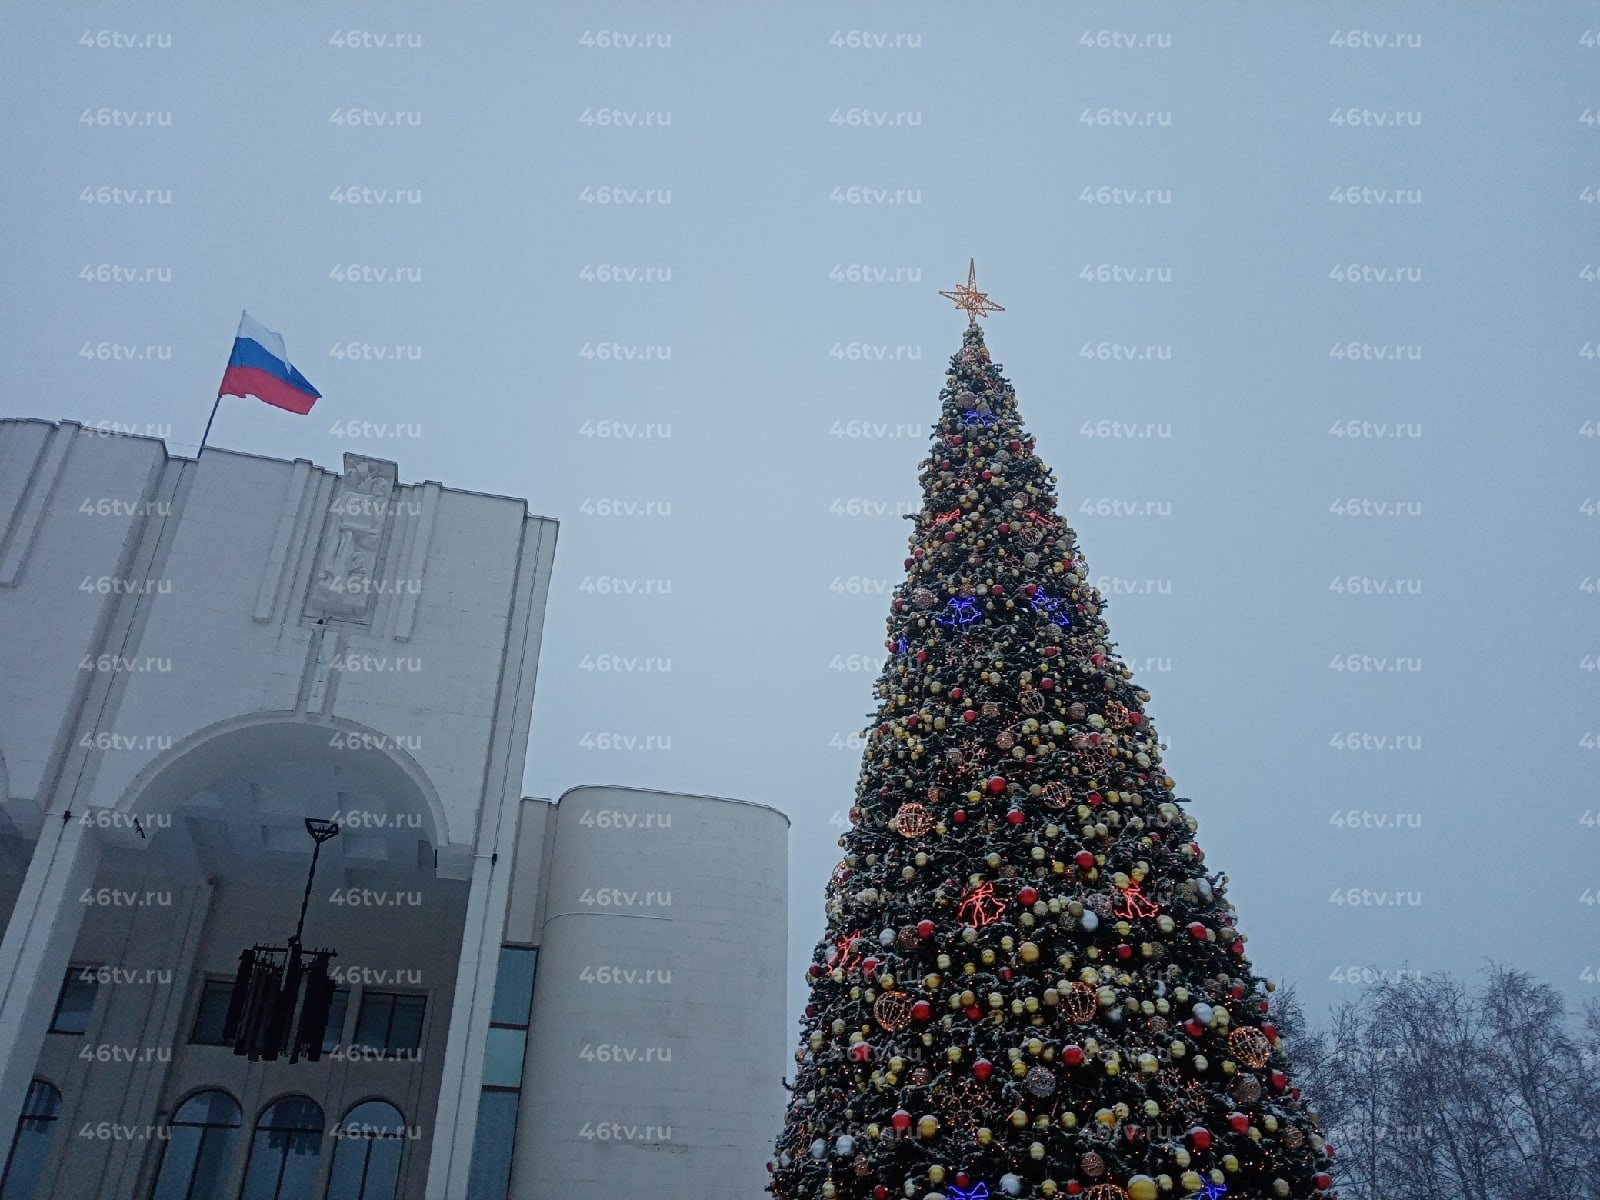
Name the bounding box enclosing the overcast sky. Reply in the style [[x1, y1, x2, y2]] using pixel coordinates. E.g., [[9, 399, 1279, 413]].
[[2, 2, 1594, 1038]]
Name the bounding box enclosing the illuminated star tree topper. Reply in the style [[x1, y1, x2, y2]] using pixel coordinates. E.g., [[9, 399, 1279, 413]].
[[939, 258, 1005, 324]]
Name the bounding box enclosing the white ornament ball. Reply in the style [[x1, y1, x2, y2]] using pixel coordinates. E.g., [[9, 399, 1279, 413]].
[[1080, 910, 1100, 932], [1000, 1174, 1024, 1196], [880, 928, 896, 947], [810, 1138, 827, 1159], [835, 1134, 855, 1156], [1193, 1002, 1215, 1026]]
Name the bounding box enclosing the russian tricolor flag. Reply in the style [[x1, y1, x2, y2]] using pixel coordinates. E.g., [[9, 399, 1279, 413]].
[[217, 311, 321, 415]]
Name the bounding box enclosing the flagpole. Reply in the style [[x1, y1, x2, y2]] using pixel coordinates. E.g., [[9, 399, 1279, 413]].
[[198, 395, 223, 455]]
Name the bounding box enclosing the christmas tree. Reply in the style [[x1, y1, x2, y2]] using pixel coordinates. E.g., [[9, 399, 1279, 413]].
[[769, 265, 1336, 1200]]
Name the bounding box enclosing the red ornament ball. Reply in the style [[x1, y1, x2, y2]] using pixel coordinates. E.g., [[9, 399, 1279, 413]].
[[953, 810, 967, 824], [916, 919, 935, 938], [1062, 1044, 1085, 1067], [1228, 1112, 1250, 1133], [1074, 850, 1096, 870], [849, 1042, 872, 1062], [1188, 1127, 1212, 1151], [1006, 808, 1025, 826], [964, 709, 979, 723], [987, 776, 1007, 794], [1115, 943, 1133, 960], [912, 1000, 933, 1021], [973, 1058, 993, 1080], [891, 1110, 912, 1132], [965, 1005, 983, 1021], [1019, 886, 1039, 905], [1187, 922, 1208, 940], [990, 583, 1004, 595], [875, 1188, 889, 1200], [949, 687, 964, 701], [1315, 1173, 1332, 1190], [1040, 677, 1054, 691]]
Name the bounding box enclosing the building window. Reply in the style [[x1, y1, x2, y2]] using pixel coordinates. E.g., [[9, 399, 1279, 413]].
[[190, 981, 347, 1053], [325, 1101, 405, 1200], [149, 1089, 240, 1200], [239, 1096, 322, 1200], [321, 988, 350, 1053], [466, 947, 537, 1200], [48, 968, 97, 1035], [352, 993, 425, 1055], [188, 980, 234, 1045], [0, 1079, 61, 1200]]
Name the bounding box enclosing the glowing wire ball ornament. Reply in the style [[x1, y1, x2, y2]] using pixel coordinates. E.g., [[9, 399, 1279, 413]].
[[1062, 982, 1097, 1023], [873, 991, 914, 1032], [1113, 881, 1160, 919], [936, 597, 982, 627], [1041, 781, 1072, 810], [1228, 1027, 1272, 1069], [1019, 689, 1045, 715], [890, 802, 933, 838], [1083, 1185, 1125, 1200], [957, 882, 1006, 927]]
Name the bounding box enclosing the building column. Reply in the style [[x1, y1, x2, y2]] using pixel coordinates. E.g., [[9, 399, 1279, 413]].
[[424, 846, 512, 1200], [0, 816, 102, 1144]]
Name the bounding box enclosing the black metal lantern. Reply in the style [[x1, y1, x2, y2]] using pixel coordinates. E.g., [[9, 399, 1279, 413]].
[[222, 818, 341, 1063]]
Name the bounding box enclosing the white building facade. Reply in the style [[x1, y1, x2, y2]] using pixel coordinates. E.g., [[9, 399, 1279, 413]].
[[0, 420, 787, 1199]]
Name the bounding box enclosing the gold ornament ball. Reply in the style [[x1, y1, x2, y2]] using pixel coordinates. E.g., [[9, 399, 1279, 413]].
[[917, 1115, 938, 1138], [1128, 1177, 1158, 1200], [1020, 941, 1040, 963]]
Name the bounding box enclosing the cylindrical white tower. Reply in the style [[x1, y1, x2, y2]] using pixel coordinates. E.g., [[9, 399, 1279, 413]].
[[512, 784, 788, 1199]]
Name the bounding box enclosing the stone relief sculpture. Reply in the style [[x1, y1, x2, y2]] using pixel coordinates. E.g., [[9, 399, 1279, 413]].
[[305, 454, 397, 622]]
